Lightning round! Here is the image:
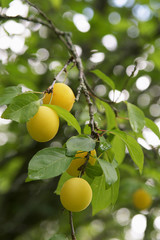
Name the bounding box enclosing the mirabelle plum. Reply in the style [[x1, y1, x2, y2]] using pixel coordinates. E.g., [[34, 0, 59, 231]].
[[133, 189, 152, 210], [26, 105, 59, 142], [67, 150, 96, 177], [43, 83, 75, 111], [60, 178, 92, 212]]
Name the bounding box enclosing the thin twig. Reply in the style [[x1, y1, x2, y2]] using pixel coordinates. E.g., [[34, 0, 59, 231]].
[[0, 15, 51, 29], [121, 61, 138, 91], [44, 56, 74, 94], [23, 0, 67, 36], [78, 152, 90, 177], [69, 211, 76, 240], [83, 76, 112, 104], [53, 56, 74, 85]]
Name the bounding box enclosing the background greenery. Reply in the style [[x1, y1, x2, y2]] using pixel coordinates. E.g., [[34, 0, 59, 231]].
[[0, 0, 160, 239]]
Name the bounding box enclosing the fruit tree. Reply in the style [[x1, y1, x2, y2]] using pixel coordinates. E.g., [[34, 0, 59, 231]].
[[0, 0, 160, 240]]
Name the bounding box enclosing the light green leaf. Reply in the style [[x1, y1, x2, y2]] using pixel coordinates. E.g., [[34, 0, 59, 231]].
[[54, 172, 72, 195], [0, 86, 22, 106], [127, 102, 145, 133], [91, 175, 111, 215], [91, 69, 115, 89], [110, 129, 144, 173], [49, 234, 69, 240], [102, 101, 116, 130], [97, 158, 118, 185], [2, 93, 40, 123], [28, 148, 73, 180], [145, 117, 160, 139], [66, 135, 96, 156], [44, 104, 81, 135], [83, 124, 91, 135], [111, 135, 125, 165], [111, 169, 120, 205], [85, 163, 103, 178]]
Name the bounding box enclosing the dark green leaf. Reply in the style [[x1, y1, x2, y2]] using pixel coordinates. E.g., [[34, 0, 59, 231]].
[[49, 234, 69, 240], [85, 163, 103, 178], [28, 148, 73, 180], [127, 102, 145, 133], [44, 104, 81, 135], [91, 69, 115, 89], [91, 175, 111, 215], [97, 158, 118, 185], [2, 93, 40, 123], [0, 86, 22, 106], [110, 129, 144, 173], [145, 117, 160, 139], [101, 101, 116, 130], [66, 135, 96, 156]]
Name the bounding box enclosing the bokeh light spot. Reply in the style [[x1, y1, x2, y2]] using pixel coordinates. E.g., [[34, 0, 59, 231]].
[[73, 14, 90, 32], [136, 75, 151, 91], [102, 34, 118, 51]]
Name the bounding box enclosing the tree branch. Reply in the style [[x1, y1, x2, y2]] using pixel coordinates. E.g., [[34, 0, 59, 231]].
[[69, 211, 76, 240], [0, 2, 99, 239], [0, 0, 97, 139]]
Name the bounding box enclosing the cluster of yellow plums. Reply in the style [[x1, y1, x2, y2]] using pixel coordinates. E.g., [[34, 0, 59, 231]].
[[27, 82, 94, 212], [27, 83, 75, 142]]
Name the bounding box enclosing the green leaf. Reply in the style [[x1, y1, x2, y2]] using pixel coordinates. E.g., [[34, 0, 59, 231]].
[[85, 163, 103, 178], [2, 93, 40, 123], [145, 118, 160, 139], [66, 135, 96, 156], [91, 175, 111, 215], [111, 169, 120, 205], [1, 0, 12, 8], [49, 234, 69, 240], [101, 102, 116, 130], [97, 158, 118, 185], [83, 124, 91, 135], [127, 102, 145, 133], [98, 136, 111, 154], [54, 172, 72, 195], [110, 129, 144, 173], [0, 86, 22, 106], [111, 135, 125, 165], [44, 104, 81, 135], [28, 148, 73, 180], [91, 69, 115, 90]]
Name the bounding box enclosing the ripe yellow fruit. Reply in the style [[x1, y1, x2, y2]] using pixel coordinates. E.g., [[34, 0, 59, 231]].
[[43, 83, 75, 112], [60, 178, 92, 212], [26, 106, 59, 142], [67, 150, 96, 177], [133, 189, 152, 210]]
